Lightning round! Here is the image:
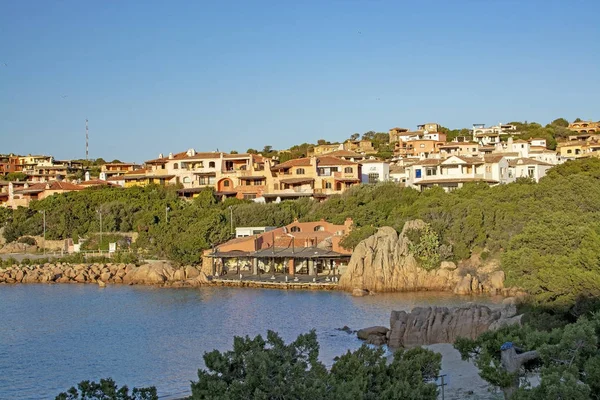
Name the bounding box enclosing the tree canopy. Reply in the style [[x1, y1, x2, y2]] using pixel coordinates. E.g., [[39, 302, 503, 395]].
[[190, 330, 441, 400]]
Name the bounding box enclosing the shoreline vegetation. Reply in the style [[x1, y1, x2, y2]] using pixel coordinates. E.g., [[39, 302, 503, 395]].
[[2, 158, 600, 305]]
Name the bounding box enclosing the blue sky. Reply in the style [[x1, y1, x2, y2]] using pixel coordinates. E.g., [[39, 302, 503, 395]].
[[1, 0, 599, 162]]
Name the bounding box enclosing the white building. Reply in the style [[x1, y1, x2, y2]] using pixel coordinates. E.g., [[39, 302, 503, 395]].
[[360, 160, 390, 184], [472, 123, 518, 145], [235, 226, 276, 238], [405, 155, 510, 192], [507, 158, 552, 182]]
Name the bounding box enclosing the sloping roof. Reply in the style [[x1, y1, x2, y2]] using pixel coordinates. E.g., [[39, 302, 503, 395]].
[[483, 155, 506, 163], [414, 159, 442, 166], [14, 181, 85, 194], [107, 176, 125, 181], [80, 179, 113, 186], [271, 158, 312, 170], [317, 156, 357, 166], [508, 158, 552, 167], [326, 150, 364, 158]]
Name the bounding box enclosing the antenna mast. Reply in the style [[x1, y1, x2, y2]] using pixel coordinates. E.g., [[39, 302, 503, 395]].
[[86, 118, 89, 162]]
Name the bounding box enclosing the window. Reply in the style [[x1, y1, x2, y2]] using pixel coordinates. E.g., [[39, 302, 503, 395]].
[[223, 180, 230, 187], [485, 166, 491, 173], [567, 149, 572, 154], [528, 167, 535, 178], [314, 225, 324, 232], [415, 169, 422, 178], [325, 182, 332, 189], [296, 168, 305, 175], [209, 161, 215, 168], [420, 144, 425, 148], [344, 167, 352, 173], [173, 163, 178, 169], [426, 168, 436, 176], [243, 193, 256, 200], [290, 226, 301, 232], [368, 173, 379, 183], [182, 177, 190, 183]]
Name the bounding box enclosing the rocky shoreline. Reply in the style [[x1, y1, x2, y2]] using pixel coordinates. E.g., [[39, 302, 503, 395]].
[[357, 298, 522, 347], [0, 262, 210, 287]]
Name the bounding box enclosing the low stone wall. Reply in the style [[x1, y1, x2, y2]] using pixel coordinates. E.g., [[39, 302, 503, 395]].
[[0, 261, 209, 287]]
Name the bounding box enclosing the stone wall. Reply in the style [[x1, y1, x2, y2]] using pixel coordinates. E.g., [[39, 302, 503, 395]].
[[0, 261, 209, 287]]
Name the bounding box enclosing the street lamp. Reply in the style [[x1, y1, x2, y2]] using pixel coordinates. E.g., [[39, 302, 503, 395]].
[[96, 209, 103, 252]]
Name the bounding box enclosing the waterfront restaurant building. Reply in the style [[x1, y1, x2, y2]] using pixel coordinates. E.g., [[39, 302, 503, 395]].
[[206, 219, 354, 277]]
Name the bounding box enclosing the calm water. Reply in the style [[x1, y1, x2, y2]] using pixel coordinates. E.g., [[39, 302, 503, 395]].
[[0, 285, 503, 399]]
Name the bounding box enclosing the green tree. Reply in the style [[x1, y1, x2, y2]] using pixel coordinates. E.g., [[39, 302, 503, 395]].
[[191, 331, 441, 400], [55, 378, 157, 400], [550, 118, 569, 128]]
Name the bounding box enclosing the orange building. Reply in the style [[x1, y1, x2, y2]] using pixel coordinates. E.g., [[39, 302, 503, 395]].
[[206, 218, 354, 278]]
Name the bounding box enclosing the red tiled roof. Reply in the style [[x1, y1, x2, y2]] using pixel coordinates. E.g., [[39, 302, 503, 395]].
[[272, 158, 312, 170], [80, 179, 113, 186], [317, 156, 357, 166]]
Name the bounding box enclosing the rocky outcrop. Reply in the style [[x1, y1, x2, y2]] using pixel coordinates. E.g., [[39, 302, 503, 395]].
[[339, 221, 516, 295], [359, 300, 522, 348], [0, 262, 209, 287]]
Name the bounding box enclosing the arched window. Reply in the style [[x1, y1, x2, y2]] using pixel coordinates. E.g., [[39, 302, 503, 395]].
[[290, 226, 301, 232], [209, 161, 215, 168], [344, 167, 352, 173], [183, 177, 190, 183], [314, 225, 324, 232], [173, 163, 179, 169], [223, 180, 230, 187], [296, 168, 305, 175]]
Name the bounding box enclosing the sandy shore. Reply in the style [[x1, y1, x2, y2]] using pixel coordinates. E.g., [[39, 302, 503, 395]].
[[388, 343, 502, 400], [424, 344, 502, 400]]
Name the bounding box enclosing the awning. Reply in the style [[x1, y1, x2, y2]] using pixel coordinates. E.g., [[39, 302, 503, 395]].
[[209, 250, 254, 258], [280, 177, 314, 185], [238, 176, 266, 180], [252, 247, 350, 259], [334, 178, 360, 183], [215, 191, 237, 196], [193, 172, 217, 176]]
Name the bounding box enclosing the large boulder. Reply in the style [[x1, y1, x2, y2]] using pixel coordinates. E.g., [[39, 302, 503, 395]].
[[386, 302, 522, 348], [339, 221, 508, 295], [357, 326, 389, 340]]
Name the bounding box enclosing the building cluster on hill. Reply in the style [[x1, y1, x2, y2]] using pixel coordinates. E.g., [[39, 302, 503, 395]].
[[1, 119, 599, 208]]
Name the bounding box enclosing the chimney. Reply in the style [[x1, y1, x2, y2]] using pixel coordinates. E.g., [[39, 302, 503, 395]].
[[168, 152, 174, 160], [159, 153, 164, 159], [84, 171, 90, 181]]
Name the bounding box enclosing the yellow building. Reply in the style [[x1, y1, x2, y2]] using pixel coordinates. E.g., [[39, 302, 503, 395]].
[[569, 121, 600, 133]]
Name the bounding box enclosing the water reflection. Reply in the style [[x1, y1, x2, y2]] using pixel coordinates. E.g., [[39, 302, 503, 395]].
[[0, 285, 502, 399]]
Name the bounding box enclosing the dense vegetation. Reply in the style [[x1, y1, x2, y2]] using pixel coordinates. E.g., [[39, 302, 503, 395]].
[[57, 331, 441, 400], [3, 158, 600, 305], [455, 311, 600, 399]]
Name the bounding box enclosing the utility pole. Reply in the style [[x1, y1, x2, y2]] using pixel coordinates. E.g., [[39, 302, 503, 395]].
[[97, 209, 102, 251], [40, 210, 46, 256], [85, 119, 89, 163], [229, 206, 233, 235]]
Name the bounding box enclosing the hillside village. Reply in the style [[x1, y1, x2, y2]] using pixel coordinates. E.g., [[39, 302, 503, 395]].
[[1, 119, 599, 209]]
